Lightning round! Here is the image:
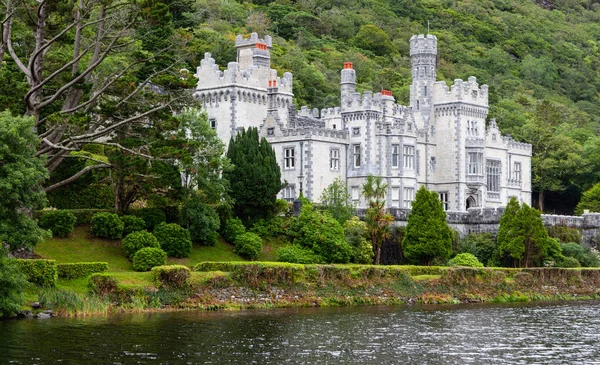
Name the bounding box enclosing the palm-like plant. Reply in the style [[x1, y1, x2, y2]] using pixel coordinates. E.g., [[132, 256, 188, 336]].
[[362, 175, 394, 264]]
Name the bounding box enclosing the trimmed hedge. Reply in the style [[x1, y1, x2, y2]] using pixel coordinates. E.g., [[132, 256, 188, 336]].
[[151, 265, 190, 288], [154, 223, 192, 258], [88, 273, 119, 296], [57, 262, 109, 279], [122, 231, 160, 259], [15, 259, 57, 287], [91, 212, 124, 239], [132, 248, 167, 272], [38, 210, 77, 238]]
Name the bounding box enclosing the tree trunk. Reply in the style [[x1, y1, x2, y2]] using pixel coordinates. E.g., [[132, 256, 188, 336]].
[[538, 190, 545, 212], [375, 242, 381, 265]]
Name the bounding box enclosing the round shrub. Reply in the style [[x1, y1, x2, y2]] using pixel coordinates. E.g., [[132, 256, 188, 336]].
[[151, 265, 190, 288], [121, 215, 146, 236], [138, 208, 166, 230], [39, 210, 77, 238], [234, 232, 262, 260], [276, 244, 322, 264], [448, 253, 484, 267], [132, 247, 167, 271], [222, 217, 246, 243], [557, 256, 581, 268], [91, 212, 124, 239], [180, 199, 220, 246], [154, 223, 192, 258], [122, 230, 160, 259]]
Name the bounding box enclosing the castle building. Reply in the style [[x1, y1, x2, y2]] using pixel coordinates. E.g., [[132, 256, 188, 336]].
[[194, 33, 532, 211]]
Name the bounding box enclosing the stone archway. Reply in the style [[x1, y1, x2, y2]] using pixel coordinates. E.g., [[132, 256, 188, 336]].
[[466, 196, 476, 210]]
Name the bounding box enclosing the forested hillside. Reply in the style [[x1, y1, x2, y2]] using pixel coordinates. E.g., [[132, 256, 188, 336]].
[[1, 0, 599, 214]]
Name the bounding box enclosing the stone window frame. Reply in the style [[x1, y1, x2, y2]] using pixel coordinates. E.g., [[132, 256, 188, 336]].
[[281, 184, 296, 202], [513, 161, 522, 182], [352, 144, 361, 169], [391, 144, 400, 169], [486, 159, 501, 193], [283, 147, 295, 170], [391, 186, 400, 205], [467, 151, 484, 175], [330, 148, 340, 171], [439, 192, 449, 211], [209, 118, 217, 129], [351, 186, 360, 202], [403, 187, 415, 209], [403, 145, 415, 170]]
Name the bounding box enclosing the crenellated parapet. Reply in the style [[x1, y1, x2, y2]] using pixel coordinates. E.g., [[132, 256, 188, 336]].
[[432, 77, 488, 107]]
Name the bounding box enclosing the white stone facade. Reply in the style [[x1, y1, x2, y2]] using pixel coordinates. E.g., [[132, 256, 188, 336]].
[[194, 33, 532, 211]]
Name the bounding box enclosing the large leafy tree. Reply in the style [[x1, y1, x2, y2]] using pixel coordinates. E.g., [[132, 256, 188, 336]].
[[402, 186, 452, 266], [496, 198, 560, 268], [224, 127, 282, 226], [575, 183, 600, 215], [0, 112, 49, 249], [362, 175, 394, 265], [1, 0, 193, 192]]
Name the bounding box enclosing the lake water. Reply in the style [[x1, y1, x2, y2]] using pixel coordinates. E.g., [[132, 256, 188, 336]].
[[2, 301, 600, 364]]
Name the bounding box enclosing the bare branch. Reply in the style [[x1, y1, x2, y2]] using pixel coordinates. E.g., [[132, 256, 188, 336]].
[[6, 16, 30, 78], [44, 164, 111, 192]]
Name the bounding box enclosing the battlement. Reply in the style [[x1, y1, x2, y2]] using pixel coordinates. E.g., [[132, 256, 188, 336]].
[[409, 34, 437, 56], [433, 77, 488, 106], [235, 33, 273, 48], [195, 53, 292, 94], [503, 135, 532, 153]]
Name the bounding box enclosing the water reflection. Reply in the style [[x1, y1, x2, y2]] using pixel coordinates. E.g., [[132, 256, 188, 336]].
[[2, 301, 600, 364]]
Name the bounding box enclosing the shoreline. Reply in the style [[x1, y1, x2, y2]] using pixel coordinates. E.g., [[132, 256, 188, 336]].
[[19, 263, 600, 318]]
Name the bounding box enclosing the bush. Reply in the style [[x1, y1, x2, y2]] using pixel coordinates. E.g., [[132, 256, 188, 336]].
[[65, 209, 115, 226], [560, 242, 599, 267], [154, 223, 192, 258], [91, 212, 124, 239], [151, 265, 190, 288], [547, 226, 582, 244], [556, 256, 581, 268], [57, 262, 109, 279], [39, 210, 77, 238], [456, 233, 496, 266], [15, 259, 57, 287], [47, 183, 114, 210], [222, 217, 246, 243], [88, 273, 119, 296], [122, 231, 161, 259], [180, 198, 220, 246], [250, 217, 288, 238], [136, 208, 166, 230], [448, 253, 484, 268], [234, 232, 263, 260], [121, 215, 146, 236], [343, 217, 373, 264], [276, 245, 322, 264], [132, 247, 167, 271], [0, 257, 29, 318], [289, 204, 353, 263]]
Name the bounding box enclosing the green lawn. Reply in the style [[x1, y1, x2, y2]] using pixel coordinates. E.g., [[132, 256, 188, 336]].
[[35, 226, 247, 272]]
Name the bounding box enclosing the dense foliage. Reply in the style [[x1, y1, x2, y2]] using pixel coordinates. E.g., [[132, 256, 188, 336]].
[[0, 112, 49, 249], [88, 274, 119, 296], [132, 247, 168, 272], [456, 233, 497, 266], [225, 127, 282, 226], [15, 259, 58, 287], [362, 175, 394, 264], [39, 210, 77, 238], [121, 215, 147, 236], [0, 256, 29, 317], [320, 177, 355, 225], [222, 217, 247, 243], [276, 244, 323, 264], [153, 223, 193, 258], [179, 196, 220, 246], [289, 203, 353, 264], [151, 265, 191, 288], [576, 183, 600, 214], [91, 213, 124, 240], [122, 231, 161, 260], [497, 198, 562, 267], [403, 187, 453, 265], [343, 217, 374, 264], [234, 232, 263, 260]]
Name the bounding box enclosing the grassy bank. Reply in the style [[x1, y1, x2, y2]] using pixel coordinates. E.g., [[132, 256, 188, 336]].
[[25, 262, 600, 317]]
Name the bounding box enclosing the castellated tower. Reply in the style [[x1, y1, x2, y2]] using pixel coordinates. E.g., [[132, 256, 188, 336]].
[[340, 62, 356, 100], [410, 34, 437, 128]]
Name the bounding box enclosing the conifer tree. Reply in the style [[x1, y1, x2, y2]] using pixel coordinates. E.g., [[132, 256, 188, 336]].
[[402, 186, 452, 265], [497, 197, 558, 267], [225, 128, 282, 226]]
